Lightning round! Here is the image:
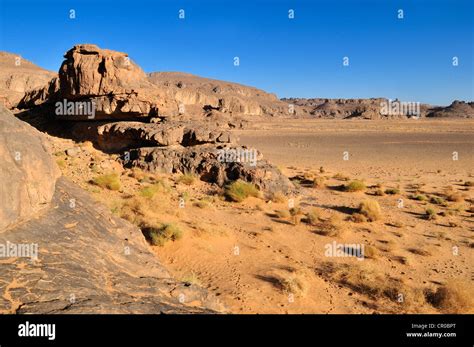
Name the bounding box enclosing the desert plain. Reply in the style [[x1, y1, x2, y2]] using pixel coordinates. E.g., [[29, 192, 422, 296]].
[[51, 118, 474, 314]]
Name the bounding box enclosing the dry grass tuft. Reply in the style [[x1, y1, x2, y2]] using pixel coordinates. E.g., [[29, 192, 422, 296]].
[[224, 180, 260, 202], [344, 180, 366, 192], [315, 215, 344, 237], [91, 173, 121, 191], [142, 223, 183, 247], [425, 282, 474, 313], [358, 199, 382, 222], [177, 173, 196, 186]]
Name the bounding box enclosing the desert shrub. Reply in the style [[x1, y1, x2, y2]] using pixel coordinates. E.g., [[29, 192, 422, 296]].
[[290, 207, 303, 225], [275, 209, 291, 219], [425, 208, 437, 220], [315, 215, 343, 237], [139, 180, 168, 198], [306, 208, 321, 226], [425, 282, 474, 313], [358, 200, 382, 222], [352, 213, 368, 223], [56, 158, 66, 168], [181, 271, 201, 286], [312, 176, 326, 188], [224, 180, 260, 202], [142, 223, 183, 246], [384, 188, 400, 195], [177, 173, 196, 186], [91, 173, 121, 191], [279, 275, 308, 297], [412, 194, 427, 201], [270, 191, 287, 203], [373, 189, 385, 196], [344, 180, 366, 192], [430, 196, 446, 205]]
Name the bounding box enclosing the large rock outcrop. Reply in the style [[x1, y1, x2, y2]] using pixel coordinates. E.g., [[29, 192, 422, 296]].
[[0, 105, 60, 230], [16, 44, 295, 195], [426, 100, 474, 118], [282, 97, 474, 119]]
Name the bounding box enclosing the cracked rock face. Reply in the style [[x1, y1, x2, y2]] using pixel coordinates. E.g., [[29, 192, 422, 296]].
[[0, 105, 60, 230]]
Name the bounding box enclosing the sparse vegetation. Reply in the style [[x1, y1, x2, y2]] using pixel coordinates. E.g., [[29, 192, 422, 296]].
[[430, 196, 446, 206], [275, 209, 291, 219], [142, 223, 183, 246], [312, 176, 326, 188], [358, 200, 382, 222], [139, 180, 168, 198], [181, 271, 201, 286], [384, 188, 400, 195], [425, 208, 437, 220], [56, 158, 66, 168], [224, 180, 260, 202], [270, 191, 286, 203], [177, 173, 196, 186], [305, 208, 321, 226], [344, 180, 366, 192], [425, 283, 474, 313], [315, 215, 344, 237], [91, 173, 121, 191], [289, 207, 304, 225], [412, 194, 428, 201]]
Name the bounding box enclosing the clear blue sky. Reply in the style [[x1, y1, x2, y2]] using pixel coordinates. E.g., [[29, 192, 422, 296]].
[[0, 0, 472, 105]]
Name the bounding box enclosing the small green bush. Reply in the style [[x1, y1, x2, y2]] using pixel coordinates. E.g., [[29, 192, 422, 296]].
[[224, 180, 260, 202], [344, 180, 366, 192]]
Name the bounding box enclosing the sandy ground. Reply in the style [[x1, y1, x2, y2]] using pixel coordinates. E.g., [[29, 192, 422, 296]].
[[49, 119, 474, 314]]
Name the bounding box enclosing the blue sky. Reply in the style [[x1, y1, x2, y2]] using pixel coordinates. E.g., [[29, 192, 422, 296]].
[[0, 0, 472, 105]]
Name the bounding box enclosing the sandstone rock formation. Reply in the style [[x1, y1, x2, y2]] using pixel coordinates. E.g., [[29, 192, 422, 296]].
[[0, 52, 55, 109], [0, 104, 60, 230], [426, 100, 474, 118], [15, 44, 295, 195], [148, 72, 291, 119], [282, 97, 433, 119]]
